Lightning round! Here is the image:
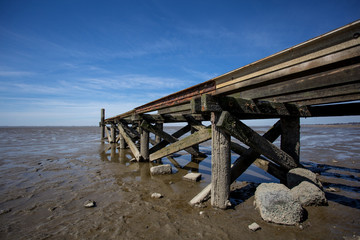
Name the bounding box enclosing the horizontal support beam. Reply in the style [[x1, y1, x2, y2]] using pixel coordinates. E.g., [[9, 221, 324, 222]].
[[308, 102, 360, 117], [196, 94, 311, 118]]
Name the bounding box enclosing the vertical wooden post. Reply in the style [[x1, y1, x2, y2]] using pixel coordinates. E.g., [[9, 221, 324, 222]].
[[155, 122, 163, 144], [119, 133, 126, 149], [110, 123, 116, 143], [191, 125, 200, 162], [211, 112, 231, 209], [100, 108, 105, 140], [140, 127, 149, 161], [281, 117, 300, 164]]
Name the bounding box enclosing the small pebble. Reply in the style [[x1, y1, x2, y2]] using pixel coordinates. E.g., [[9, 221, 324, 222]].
[[84, 200, 96, 208], [248, 222, 261, 232]]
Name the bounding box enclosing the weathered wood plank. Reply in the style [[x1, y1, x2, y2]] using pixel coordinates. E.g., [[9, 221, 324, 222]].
[[149, 124, 191, 154], [211, 112, 231, 209], [307, 102, 360, 116], [217, 111, 299, 170], [253, 158, 286, 182], [149, 127, 212, 161], [105, 126, 111, 143], [231, 62, 360, 103], [117, 123, 142, 161], [141, 121, 203, 157], [215, 46, 360, 97], [158, 103, 191, 114]]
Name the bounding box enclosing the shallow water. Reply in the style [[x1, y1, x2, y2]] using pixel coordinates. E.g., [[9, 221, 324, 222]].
[[0, 125, 359, 239]]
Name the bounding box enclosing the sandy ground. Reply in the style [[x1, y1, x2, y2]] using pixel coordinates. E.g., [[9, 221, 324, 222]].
[[0, 126, 359, 239]]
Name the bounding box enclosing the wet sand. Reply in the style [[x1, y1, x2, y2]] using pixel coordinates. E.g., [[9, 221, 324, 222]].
[[0, 126, 359, 239]]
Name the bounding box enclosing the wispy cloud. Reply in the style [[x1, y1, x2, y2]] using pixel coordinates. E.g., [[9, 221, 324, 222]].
[[0, 70, 35, 77]]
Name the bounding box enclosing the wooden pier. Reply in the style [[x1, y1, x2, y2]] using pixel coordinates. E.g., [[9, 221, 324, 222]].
[[100, 20, 360, 209]]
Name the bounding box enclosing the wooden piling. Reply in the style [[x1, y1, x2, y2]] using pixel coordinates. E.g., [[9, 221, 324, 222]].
[[155, 123, 163, 143], [119, 133, 126, 149], [281, 117, 300, 164], [140, 127, 149, 161], [110, 123, 116, 143], [210, 112, 231, 209], [100, 108, 105, 140]]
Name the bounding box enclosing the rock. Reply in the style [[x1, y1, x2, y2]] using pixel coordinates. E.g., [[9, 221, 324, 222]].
[[287, 168, 323, 189], [183, 172, 202, 182], [84, 200, 96, 208], [255, 183, 304, 225], [151, 193, 163, 199], [150, 164, 172, 175], [291, 181, 327, 206], [248, 222, 261, 231]]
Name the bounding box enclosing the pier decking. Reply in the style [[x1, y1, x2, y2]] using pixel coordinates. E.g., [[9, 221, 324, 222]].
[[101, 20, 360, 208]]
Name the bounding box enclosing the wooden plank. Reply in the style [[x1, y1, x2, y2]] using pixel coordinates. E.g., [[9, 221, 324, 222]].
[[217, 111, 299, 170], [117, 123, 142, 161], [293, 93, 360, 106], [149, 124, 191, 154], [141, 121, 203, 157], [230, 62, 360, 103], [215, 46, 360, 97], [149, 127, 212, 161], [211, 112, 231, 209], [140, 113, 210, 123], [158, 103, 191, 114], [215, 25, 360, 88], [260, 81, 360, 104]]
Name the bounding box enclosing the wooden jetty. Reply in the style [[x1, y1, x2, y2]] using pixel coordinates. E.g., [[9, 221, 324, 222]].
[[100, 20, 360, 209]]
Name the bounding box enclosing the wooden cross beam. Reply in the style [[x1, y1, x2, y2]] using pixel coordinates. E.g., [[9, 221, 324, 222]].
[[149, 127, 212, 161], [194, 94, 311, 119], [149, 124, 191, 154], [189, 120, 283, 206], [141, 120, 205, 158], [216, 111, 300, 170], [117, 122, 142, 161]]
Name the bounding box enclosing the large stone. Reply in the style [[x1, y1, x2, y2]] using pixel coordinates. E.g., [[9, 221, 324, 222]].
[[287, 168, 323, 189], [150, 164, 172, 175], [255, 183, 304, 225], [290, 181, 327, 206]]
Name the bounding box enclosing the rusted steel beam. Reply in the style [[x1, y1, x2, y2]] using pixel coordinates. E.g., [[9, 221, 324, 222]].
[[135, 80, 216, 114]]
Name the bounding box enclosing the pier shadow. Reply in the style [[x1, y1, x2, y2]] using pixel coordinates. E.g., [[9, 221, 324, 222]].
[[302, 161, 360, 210], [229, 182, 260, 207]]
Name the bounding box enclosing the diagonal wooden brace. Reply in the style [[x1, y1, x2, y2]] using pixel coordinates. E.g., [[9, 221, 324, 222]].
[[189, 120, 283, 206], [217, 111, 300, 171], [142, 121, 204, 157], [149, 127, 212, 161], [117, 122, 142, 161]]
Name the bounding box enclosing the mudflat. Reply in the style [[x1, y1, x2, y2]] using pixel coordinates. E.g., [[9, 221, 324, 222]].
[[0, 126, 359, 239]]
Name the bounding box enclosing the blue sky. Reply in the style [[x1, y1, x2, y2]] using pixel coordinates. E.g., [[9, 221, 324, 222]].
[[0, 0, 359, 126]]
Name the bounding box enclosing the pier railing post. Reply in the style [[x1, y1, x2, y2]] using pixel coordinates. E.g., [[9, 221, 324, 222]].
[[211, 112, 231, 209], [100, 108, 105, 140]]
